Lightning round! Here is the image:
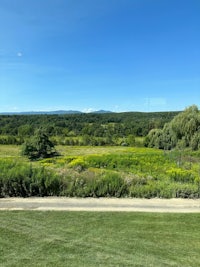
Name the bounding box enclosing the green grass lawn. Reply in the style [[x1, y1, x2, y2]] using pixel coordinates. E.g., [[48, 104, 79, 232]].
[[0, 211, 200, 267]]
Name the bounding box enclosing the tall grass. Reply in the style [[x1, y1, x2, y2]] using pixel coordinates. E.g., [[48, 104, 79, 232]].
[[0, 146, 200, 198]]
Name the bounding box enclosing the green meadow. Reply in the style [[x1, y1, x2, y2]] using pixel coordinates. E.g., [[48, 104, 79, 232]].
[[0, 145, 200, 198]]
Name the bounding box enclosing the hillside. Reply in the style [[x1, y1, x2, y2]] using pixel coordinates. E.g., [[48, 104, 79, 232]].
[[0, 111, 179, 146]]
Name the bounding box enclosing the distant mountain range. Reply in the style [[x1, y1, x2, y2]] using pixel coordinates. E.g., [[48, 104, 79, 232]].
[[0, 110, 113, 115]]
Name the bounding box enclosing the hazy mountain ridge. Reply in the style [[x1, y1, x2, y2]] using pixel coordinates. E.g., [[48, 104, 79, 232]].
[[0, 110, 113, 115]]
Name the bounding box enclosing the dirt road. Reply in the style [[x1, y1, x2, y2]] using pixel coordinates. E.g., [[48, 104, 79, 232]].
[[1, 197, 200, 212]]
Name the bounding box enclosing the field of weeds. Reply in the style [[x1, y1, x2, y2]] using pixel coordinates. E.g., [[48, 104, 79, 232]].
[[0, 145, 200, 198]]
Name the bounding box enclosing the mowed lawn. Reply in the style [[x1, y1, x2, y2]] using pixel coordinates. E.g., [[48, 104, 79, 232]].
[[0, 212, 200, 267]]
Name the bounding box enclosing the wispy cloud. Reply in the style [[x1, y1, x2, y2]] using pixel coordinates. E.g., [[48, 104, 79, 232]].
[[83, 108, 96, 113]]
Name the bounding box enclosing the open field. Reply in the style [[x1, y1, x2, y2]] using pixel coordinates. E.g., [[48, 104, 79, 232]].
[[0, 211, 200, 267], [0, 145, 21, 158], [1, 145, 200, 198], [56, 145, 134, 156], [0, 145, 146, 158]]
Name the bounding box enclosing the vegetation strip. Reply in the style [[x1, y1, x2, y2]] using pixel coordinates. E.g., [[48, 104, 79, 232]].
[[1, 145, 200, 199]]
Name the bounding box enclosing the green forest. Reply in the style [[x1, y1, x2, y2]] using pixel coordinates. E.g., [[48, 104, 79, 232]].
[[0, 111, 178, 146]]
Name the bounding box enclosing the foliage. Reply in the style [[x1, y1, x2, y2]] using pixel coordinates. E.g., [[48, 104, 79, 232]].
[[0, 111, 178, 145], [0, 158, 61, 197], [145, 105, 200, 150], [1, 146, 200, 198], [22, 129, 58, 160]]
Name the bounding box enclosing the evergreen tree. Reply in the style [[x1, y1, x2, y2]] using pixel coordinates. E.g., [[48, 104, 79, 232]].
[[22, 129, 58, 160]]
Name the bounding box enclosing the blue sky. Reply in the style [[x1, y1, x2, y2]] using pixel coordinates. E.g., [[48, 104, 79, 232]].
[[0, 0, 200, 112]]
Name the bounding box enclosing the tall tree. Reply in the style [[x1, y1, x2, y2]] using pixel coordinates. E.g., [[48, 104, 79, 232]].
[[145, 105, 200, 151]]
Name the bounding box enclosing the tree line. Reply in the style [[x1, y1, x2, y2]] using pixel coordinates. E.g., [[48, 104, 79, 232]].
[[0, 111, 178, 145]]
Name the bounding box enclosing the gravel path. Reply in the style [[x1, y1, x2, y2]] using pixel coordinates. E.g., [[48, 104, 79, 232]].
[[1, 197, 200, 212]]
